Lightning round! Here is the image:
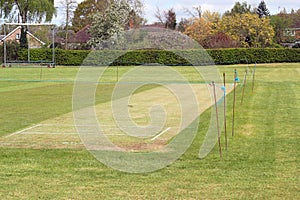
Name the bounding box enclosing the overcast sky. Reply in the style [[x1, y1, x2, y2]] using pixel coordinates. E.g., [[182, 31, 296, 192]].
[[53, 0, 300, 25]]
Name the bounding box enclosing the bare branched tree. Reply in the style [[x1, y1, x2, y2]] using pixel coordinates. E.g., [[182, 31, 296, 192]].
[[154, 6, 164, 24], [154, 7, 177, 30], [59, 0, 77, 49], [183, 5, 202, 18]]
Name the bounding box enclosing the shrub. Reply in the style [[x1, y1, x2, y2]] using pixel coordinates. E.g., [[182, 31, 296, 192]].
[[207, 48, 300, 64], [18, 48, 90, 65], [205, 33, 240, 49], [0, 41, 20, 63], [15, 48, 300, 66]]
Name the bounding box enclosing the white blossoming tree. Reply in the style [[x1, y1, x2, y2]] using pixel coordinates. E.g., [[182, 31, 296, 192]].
[[88, 0, 143, 49]]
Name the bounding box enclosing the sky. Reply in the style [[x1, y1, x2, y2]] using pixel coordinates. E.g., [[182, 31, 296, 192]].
[[52, 0, 300, 25]]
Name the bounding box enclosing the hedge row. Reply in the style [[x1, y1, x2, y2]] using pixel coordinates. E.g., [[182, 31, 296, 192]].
[[18, 49, 90, 66], [17, 48, 300, 66], [207, 48, 300, 64]]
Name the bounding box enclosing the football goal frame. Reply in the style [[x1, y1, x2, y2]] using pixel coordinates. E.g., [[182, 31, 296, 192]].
[[2, 23, 56, 67]]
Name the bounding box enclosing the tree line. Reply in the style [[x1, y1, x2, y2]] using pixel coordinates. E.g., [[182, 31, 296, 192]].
[[0, 0, 299, 50], [161, 1, 300, 48]]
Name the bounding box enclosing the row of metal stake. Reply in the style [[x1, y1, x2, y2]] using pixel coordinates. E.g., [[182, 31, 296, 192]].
[[211, 64, 256, 158]]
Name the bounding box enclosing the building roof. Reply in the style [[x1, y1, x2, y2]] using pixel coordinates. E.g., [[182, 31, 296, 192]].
[[53, 29, 75, 43], [0, 26, 45, 45], [1, 26, 22, 41], [26, 31, 46, 45], [73, 25, 91, 43]]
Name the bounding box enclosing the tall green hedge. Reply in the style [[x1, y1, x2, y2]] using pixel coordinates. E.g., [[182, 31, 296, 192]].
[[207, 48, 300, 64], [17, 48, 300, 66], [18, 49, 90, 65]]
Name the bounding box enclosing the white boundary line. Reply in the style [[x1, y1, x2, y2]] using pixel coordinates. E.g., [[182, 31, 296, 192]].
[[41, 124, 168, 128], [5, 124, 41, 138], [22, 132, 125, 136], [22, 132, 78, 135], [4, 124, 174, 138], [41, 124, 88, 127], [151, 127, 171, 141], [105, 134, 127, 136]]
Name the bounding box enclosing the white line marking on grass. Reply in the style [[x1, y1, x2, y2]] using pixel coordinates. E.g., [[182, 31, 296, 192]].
[[22, 131, 124, 136], [151, 127, 171, 141], [105, 134, 127, 136], [41, 124, 77, 127], [5, 124, 41, 138], [22, 132, 78, 135], [41, 124, 102, 127]]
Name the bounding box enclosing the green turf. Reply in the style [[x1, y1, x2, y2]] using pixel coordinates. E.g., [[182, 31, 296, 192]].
[[0, 63, 299, 199]]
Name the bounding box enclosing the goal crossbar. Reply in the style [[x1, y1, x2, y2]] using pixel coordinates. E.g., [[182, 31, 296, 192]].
[[4, 23, 55, 26]]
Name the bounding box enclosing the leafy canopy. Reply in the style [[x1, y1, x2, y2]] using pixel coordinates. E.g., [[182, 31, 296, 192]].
[[87, 0, 144, 49], [256, 0, 270, 18], [184, 18, 212, 47], [0, 0, 56, 23], [165, 8, 176, 30], [0, 0, 56, 48], [224, 1, 252, 16], [88, 0, 131, 49], [217, 13, 275, 47], [72, 0, 110, 32]]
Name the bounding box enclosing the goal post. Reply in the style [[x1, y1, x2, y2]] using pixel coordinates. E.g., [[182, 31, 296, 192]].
[[2, 23, 56, 68]]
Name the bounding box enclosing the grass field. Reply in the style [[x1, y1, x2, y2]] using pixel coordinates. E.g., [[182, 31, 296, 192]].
[[0, 63, 299, 199]]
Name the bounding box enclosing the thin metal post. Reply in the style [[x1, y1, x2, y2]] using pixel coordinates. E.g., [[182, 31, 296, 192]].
[[117, 65, 119, 82], [241, 69, 248, 105], [3, 24, 6, 67], [223, 73, 227, 150], [27, 26, 30, 63], [52, 25, 55, 66], [40, 64, 43, 80], [252, 63, 256, 92], [212, 81, 222, 158], [232, 69, 237, 137]]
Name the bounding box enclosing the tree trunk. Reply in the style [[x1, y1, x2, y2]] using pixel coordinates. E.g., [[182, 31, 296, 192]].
[[65, 3, 69, 50], [19, 7, 28, 49], [20, 26, 28, 49]]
